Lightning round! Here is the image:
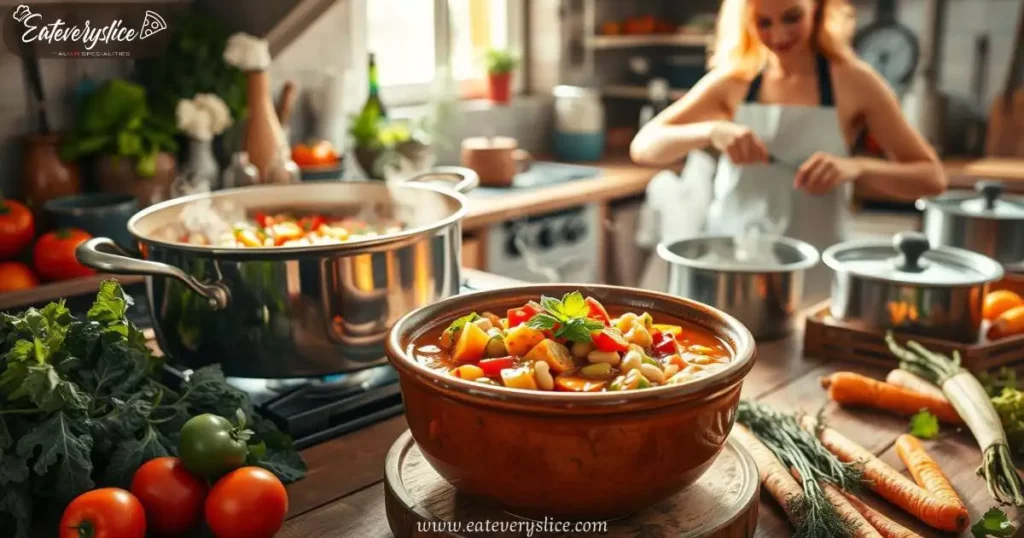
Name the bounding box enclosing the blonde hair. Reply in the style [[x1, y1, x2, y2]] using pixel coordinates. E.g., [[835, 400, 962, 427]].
[[709, 0, 856, 76]]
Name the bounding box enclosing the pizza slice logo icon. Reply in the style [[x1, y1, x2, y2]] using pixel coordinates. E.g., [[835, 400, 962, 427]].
[[139, 10, 167, 40]]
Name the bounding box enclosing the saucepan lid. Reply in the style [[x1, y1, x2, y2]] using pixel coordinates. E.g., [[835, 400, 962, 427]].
[[822, 231, 1004, 286], [657, 234, 819, 273], [916, 181, 1024, 219]]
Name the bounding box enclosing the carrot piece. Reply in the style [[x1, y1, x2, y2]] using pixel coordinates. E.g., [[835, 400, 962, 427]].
[[820, 372, 962, 424], [988, 305, 1024, 339], [805, 417, 969, 532], [840, 491, 923, 538], [732, 425, 805, 523], [894, 434, 965, 510], [820, 482, 883, 538]]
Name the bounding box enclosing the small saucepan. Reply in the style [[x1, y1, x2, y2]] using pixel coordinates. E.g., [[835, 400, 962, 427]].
[[823, 232, 1004, 343]]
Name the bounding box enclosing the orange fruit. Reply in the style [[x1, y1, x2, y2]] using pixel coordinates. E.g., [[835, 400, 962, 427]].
[[983, 290, 1024, 321]]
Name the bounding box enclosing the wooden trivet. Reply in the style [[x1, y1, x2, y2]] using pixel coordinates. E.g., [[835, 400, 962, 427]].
[[804, 303, 1024, 373], [384, 430, 759, 538]]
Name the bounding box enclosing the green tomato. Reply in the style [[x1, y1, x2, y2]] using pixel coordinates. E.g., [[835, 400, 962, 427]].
[[178, 414, 250, 480]]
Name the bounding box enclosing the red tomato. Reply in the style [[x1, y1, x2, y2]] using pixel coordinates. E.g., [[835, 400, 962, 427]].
[[60, 488, 147, 538], [0, 196, 34, 259], [205, 467, 288, 538], [33, 228, 95, 281], [585, 297, 611, 325], [507, 304, 540, 328], [309, 141, 339, 165], [0, 261, 39, 292], [291, 144, 315, 167], [591, 328, 628, 352], [479, 356, 516, 376], [130, 457, 208, 536]]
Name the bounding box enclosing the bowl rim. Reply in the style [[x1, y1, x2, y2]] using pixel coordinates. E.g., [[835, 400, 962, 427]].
[[657, 234, 820, 274], [44, 193, 138, 215], [386, 283, 756, 407]]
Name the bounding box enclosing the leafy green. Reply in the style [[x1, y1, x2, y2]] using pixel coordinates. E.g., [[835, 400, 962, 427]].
[[991, 387, 1024, 458], [972, 507, 1015, 537], [484, 48, 520, 74], [0, 281, 306, 537], [446, 313, 481, 334], [526, 292, 605, 344], [981, 367, 1018, 397], [909, 410, 940, 439]]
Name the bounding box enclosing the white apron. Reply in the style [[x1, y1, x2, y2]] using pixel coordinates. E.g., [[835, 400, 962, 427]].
[[705, 56, 852, 303]]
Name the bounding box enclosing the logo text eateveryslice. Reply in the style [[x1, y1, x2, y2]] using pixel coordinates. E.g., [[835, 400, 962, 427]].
[[12, 4, 167, 50]]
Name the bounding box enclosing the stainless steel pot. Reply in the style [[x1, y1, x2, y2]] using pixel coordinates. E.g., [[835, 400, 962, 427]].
[[823, 231, 1004, 343], [76, 168, 479, 378], [917, 181, 1024, 272], [657, 234, 819, 340]]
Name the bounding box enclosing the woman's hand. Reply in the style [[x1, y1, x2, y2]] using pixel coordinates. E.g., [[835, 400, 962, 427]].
[[710, 121, 769, 165], [794, 153, 862, 195]]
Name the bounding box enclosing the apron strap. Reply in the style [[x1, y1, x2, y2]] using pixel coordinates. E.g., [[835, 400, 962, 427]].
[[745, 54, 836, 106], [745, 73, 764, 103]]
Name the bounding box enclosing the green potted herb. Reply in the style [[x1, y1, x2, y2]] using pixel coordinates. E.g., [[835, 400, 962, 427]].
[[60, 79, 179, 207], [484, 48, 520, 104]]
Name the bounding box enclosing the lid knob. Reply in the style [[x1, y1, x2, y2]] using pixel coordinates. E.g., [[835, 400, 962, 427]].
[[975, 180, 1005, 210], [892, 232, 931, 273]]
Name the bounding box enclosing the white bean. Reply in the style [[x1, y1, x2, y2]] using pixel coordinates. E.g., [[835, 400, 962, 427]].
[[472, 317, 493, 331], [663, 363, 680, 379], [534, 361, 554, 390], [587, 350, 620, 365], [667, 372, 693, 385], [640, 363, 665, 384], [571, 341, 594, 359], [625, 325, 653, 348], [620, 350, 642, 372]]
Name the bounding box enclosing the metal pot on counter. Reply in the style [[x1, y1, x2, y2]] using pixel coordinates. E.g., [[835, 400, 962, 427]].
[[76, 168, 479, 379], [823, 232, 1004, 343], [917, 181, 1024, 273], [657, 234, 820, 339]]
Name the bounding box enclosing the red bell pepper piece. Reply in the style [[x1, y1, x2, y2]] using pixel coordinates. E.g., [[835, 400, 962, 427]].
[[585, 297, 611, 325], [253, 212, 273, 228], [591, 328, 629, 352], [479, 356, 516, 377], [653, 332, 678, 356], [507, 304, 540, 328]]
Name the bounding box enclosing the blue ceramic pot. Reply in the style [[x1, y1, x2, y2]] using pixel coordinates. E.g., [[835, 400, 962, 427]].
[[44, 193, 139, 248]]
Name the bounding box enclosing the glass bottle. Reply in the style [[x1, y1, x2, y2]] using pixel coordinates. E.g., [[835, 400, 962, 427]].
[[221, 152, 259, 189]]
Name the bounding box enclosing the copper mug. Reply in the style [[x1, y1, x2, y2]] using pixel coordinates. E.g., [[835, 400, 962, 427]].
[[460, 136, 532, 187]]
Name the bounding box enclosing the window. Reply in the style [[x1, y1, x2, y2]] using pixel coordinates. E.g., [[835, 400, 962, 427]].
[[362, 0, 522, 105]]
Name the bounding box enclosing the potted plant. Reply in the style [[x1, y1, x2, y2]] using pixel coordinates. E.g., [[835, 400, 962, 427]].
[[484, 48, 519, 104], [60, 79, 179, 207]]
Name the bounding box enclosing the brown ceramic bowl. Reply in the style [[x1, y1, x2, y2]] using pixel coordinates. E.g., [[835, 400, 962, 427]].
[[386, 284, 757, 520]]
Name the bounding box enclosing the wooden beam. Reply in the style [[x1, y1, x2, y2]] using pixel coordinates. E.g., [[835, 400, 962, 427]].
[[266, 0, 345, 57]]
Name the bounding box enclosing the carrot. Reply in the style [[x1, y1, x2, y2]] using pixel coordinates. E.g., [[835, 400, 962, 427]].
[[840, 491, 922, 538], [988, 305, 1024, 339], [885, 370, 946, 401], [802, 417, 969, 532], [894, 434, 965, 510], [820, 372, 963, 424], [732, 425, 804, 523], [820, 482, 883, 538]]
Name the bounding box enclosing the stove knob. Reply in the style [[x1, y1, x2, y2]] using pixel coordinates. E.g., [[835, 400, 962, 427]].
[[562, 217, 587, 243], [505, 235, 521, 257], [537, 225, 555, 249]]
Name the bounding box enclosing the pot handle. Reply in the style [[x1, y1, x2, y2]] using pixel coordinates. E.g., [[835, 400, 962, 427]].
[[975, 180, 1005, 210], [76, 238, 231, 310], [892, 232, 931, 273], [402, 166, 480, 194]]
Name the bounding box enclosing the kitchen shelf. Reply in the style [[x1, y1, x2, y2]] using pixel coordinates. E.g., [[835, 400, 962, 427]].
[[602, 85, 688, 100], [0, 274, 145, 312], [586, 33, 712, 49]]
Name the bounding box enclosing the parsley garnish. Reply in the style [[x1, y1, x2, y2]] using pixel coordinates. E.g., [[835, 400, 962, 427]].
[[972, 507, 1015, 537], [446, 312, 480, 332], [909, 409, 940, 439], [526, 292, 604, 344]]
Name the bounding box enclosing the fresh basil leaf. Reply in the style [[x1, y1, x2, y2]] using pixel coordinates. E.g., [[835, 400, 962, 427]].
[[103, 425, 174, 488], [972, 507, 1015, 537], [446, 313, 480, 333], [16, 411, 95, 502], [525, 313, 559, 331], [909, 409, 939, 440], [559, 292, 588, 318], [553, 318, 597, 344], [539, 296, 563, 318]]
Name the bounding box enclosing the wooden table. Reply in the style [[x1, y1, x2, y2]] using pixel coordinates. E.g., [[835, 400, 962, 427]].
[[280, 272, 1020, 537]]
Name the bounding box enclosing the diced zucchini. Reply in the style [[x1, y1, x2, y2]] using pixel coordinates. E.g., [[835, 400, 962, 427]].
[[503, 324, 545, 356], [472, 317, 493, 332], [524, 339, 576, 374], [485, 328, 508, 357], [580, 363, 613, 379]]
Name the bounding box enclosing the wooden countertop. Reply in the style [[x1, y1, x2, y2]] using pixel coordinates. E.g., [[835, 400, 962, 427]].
[[462, 158, 661, 230], [279, 271, 1020, 538]]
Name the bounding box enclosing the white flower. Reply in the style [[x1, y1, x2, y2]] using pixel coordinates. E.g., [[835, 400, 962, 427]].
[[224, 32, 270, 71], [176, 94, 234, 140]]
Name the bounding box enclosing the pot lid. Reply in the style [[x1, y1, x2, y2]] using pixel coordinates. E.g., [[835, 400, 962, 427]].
[[657, 234, 819, 273], [919, 181, 1024, 219], [823, 232, 1004, 286]]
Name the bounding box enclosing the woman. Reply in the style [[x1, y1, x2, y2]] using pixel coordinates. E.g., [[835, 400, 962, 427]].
[[631, 0, 945, 298]]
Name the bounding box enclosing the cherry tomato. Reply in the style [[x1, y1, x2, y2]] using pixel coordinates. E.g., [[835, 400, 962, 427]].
[[507, 304, 540, 328], [479, 356, 516, 377], [591, 328, 629, 352], [291, 144, 315, 167], [130, 457, 208, 536], [0, 261, 39, 292], [178, 414, 250, 481], [585, 297, 611, 325], [0, 196, 34, 259], [33, 228, 95, 281], [205, 467, 288, 538], [60, 488, 146, 538]]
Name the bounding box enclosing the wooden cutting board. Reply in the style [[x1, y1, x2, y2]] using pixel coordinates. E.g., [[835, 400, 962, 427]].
[[383, 430, 760, 538]]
